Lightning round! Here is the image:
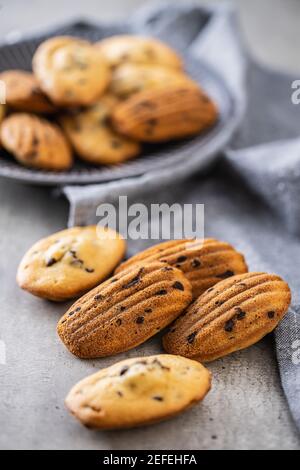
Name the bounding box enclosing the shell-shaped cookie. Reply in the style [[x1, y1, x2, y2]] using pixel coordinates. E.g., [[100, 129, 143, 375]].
[[0, 113, 72, 170], [0, 70, 56, 113], [17, 225, 126, 301], [60, 94, 141, 165], [57, 262, 192, 358], [95, 35, 183, 69], [110, 63, 197, 98], [33, 36, 110, 106], [65, 354, 211, 429], [163, 272, 291, 362], [116, 238, 248, 299], [111, 85, 218, 142]]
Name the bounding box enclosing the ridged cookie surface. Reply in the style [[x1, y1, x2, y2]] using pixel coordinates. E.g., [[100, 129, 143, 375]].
[[33, 36, 110, 106], [0, 70, 56, 113], [17, 225, 126, 301], [111, 85, 218, 142], [163, 272, 291, 362], [57, 262, 192, 358], [95, 35, 183, 69], [60, 94, 141, 164], [110, 63, 197, 98], [0, 113, 72, 170], [65, 354, 211, 429], [116, 238, 248, 299]]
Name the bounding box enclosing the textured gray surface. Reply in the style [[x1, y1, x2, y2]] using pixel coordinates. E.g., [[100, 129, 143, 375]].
[[1, 0, 300, 451]]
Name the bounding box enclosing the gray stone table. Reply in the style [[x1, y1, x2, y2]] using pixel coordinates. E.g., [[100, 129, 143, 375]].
[[1, 0, 300, 450]]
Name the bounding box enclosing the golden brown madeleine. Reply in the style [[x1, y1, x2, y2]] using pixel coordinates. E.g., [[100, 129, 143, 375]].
[[163, 272, 291, 362], [57, 262, 192, 358], [95, 35, 183, 69], [0, 70, 56, 113], [116, 238, 248, 299], [17, 225, 126, 301], [0, 113, 72, 170], [60, 94, 141, 164], [111, 85, 218, 142], [110, 63, 197, 98], [32, 36, 110, 106], [65, 354, 211, 429]]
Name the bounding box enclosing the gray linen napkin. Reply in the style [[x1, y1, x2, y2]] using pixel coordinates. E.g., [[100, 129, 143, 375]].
[[63, 3, 300, 431]]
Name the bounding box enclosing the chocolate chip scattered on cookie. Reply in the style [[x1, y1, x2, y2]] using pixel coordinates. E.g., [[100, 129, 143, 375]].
[[17, 225, 126, 301], [57, 261, 192, 358], [163, 272, 291, 361], [0, 70, 56, 113], [111, 85, 218, 142], [0, 113, 72, 170], [60, 94, 141, 164], [116, 238, 248, 298], [65, 354, 211, 429], [110, 63, 197, 98], [33, 36, 111, 106], [95, 35, 183, 69]]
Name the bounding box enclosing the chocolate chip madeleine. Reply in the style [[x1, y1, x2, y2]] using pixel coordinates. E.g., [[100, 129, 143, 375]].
[[0, 113, 72, 170], [163, 272, 291, 362], [111, 85, 218, 142], [65, 354, 211, 429], [115, 238, 248, 299], [57, 262, 192, 358]]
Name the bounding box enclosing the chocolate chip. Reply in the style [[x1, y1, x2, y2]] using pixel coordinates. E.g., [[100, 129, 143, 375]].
[[191, 258, 201, 268], [111, 278, 118, 283], [46, 257, 57, 267], [173, 281, 184, 291], [119, 306, 126, 312], [26, 151, 37, 159], [177, 256, 187, 263], [146, 118, 157, 126], [85, 268, 94, 273], [120, 366, 129, 376], [152, 359, 170, 370], [224, 319, 235, 332], [136, 316, 144, 324], [215, 300, 223, 306], [267, 311, 275, 319], [116, 318, 122, 326], [187, 331, 197, 344], [155, 289, 167, 295], [122, 270, 143, 289], [136, 100, 155, 110], [153, 396, 164, 401], [94, 294, 103, 301], [111, 139, 122, 149], [68, 311, 75, 316], [207, 287, 214, 293], [235, 308, 246, 320], [75, 307, 81, 312], [217, 270, 234, 279], [144, 308, 152, 313]]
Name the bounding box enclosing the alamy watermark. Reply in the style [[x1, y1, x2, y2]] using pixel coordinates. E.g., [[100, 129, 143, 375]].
[[291, 339, 300, 365], [95, 196, 204, 240], [291, 80, 300, 104], [0, 340, 6, 365]]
